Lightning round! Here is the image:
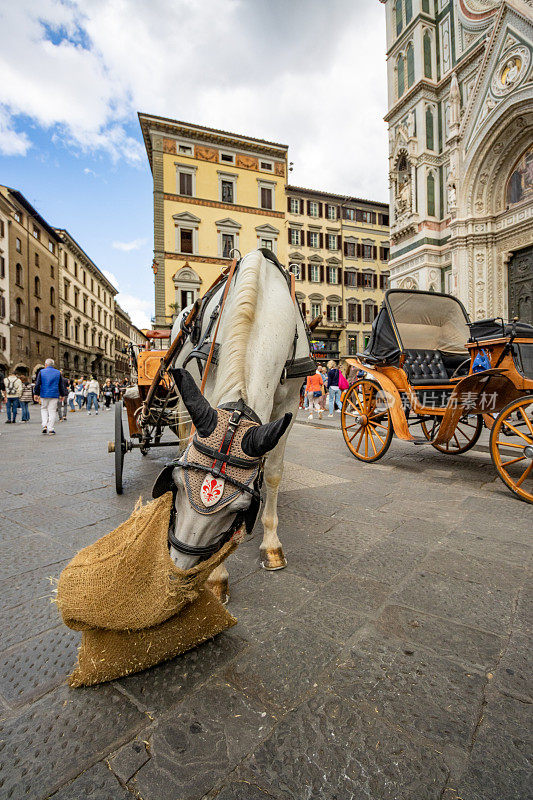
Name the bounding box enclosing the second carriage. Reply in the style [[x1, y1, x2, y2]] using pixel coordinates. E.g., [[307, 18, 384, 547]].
[[340, 289, 533, 504]]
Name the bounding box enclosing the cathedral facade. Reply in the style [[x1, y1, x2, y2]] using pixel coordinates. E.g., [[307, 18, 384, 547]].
[[381, 0, 533, 324]]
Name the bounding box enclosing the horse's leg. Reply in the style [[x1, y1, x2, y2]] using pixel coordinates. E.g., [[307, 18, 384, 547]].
[[206, 562, 230, 604], [260, 436, 288, 570]]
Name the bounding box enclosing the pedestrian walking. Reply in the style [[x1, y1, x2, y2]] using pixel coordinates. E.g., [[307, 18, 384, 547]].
[[68, 386, 77, 412], [4, 371, 23, 424], [34, 358, 67, 435], [20, 377, 34, 422], [0, 373, 5, 416], [103, 379, 113, 410], [318, 366, 328, 414], [74, 377, 85, 409], [86, 376, 100, 415], [326, 360, 342, 417], [57, 387, 69, 422], [305, 369, 324, 420], [113, 381, 121, 403]]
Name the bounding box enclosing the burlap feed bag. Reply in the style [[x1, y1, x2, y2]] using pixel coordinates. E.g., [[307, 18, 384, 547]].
[[56, 492, 238, 631], [68, 588, 237, 688], [182, 408, 259, 514]]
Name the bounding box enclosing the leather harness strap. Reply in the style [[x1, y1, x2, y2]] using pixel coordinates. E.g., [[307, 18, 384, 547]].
[[199, 257, 238, 396]]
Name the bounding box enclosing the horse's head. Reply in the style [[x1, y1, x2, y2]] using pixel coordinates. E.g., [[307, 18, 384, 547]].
[[154, 369, 291, 569]]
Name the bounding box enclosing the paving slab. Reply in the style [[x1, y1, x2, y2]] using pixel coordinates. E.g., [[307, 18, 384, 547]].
[[224, 624, 341, 712], [47, 761, 132, 800], [392, 571, 517, 635], [239, 692, 449, 800], [446, 691, 533, 800], [130, 679, 275, 800], [116, 631, 249, 714], [375, 604, 505, 671], [0, 684, 146, 799], [0, 625, 79, 708]]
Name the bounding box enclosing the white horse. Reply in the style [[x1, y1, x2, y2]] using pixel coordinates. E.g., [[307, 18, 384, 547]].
[[167, 249, 310, 601]]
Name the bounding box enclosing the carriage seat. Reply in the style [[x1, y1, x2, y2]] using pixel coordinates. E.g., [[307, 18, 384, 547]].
[[402, 349, 450, 385]]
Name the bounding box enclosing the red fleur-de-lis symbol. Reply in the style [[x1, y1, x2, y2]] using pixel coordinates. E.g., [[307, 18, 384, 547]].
[[200, 476, 224, 506]]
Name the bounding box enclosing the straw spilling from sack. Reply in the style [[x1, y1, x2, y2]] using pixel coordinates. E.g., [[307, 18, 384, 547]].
[[56, 492, 238, 687]]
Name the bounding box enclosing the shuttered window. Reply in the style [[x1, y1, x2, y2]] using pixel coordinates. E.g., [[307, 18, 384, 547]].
[[179, 172, 192, 196], [397, 54, 405, 98], [406, 44, 414, 88], [344, 242, 356, 258], [426, 106, 434, 151], [427, 172, 435, 217], [423, 32, 432, 79]]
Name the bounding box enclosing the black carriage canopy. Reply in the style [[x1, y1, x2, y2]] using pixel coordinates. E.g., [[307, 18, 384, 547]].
[[364, 289, 471, 362]]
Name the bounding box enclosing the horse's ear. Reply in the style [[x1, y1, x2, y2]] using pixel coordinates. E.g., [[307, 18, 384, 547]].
[[170, 368, 218, 437], [241, 413, 292, 458]]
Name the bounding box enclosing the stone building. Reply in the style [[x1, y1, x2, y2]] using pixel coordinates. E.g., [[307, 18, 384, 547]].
[[130, 323, 148, 350], [0, 187, 60, 377], [381, 0, 533, 324], [286, 186, 390, 361], [115, 303, 132, 381], [55, 230, 117, 380], [138, 113, 289, 332], [0, 192, 14, 376]]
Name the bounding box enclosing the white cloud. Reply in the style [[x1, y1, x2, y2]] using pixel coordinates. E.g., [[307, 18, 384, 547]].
[[0, 107, 31, 155], [0, 0, 389, 197], [102, 269, 151, 328], [102, 269, 119, 290], [112, 238, 147, 252], [117, 293, 152, 330]]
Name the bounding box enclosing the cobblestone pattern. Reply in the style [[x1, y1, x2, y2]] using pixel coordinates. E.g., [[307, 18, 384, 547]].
[[0, 408, 530, 799]]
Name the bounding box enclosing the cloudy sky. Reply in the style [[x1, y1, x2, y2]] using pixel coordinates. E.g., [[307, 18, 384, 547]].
[[0, 0, 389, 328]]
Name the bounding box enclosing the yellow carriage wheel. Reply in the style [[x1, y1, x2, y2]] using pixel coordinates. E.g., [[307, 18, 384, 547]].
[[341, 379, 393, 462], [490, 395, 533, 504], [420, 414, 483, 454]]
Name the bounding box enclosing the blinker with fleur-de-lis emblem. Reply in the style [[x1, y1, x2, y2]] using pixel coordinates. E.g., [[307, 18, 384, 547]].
[[200, 475, 225, 507]]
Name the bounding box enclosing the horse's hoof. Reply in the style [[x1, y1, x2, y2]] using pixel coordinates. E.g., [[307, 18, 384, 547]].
[[261, 547, 287, 570], [206, 579, 229, 605]]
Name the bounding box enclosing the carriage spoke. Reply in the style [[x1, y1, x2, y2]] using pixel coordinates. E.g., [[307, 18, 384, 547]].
[[368, 423, 385, 445], [364, 429, 368, 458], [501, 419, 533, 444], [518, 406, 533, 436], [355, 428, 365, 452], [495, 439, 526, 449], [349, 426, 363, 442], [368, 428, 378, 456], [501, 455, 526, 467], [515, 461, 533, 488]]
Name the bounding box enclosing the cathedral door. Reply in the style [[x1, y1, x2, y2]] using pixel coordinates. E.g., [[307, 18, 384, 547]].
[[508, 245, 533, 324]]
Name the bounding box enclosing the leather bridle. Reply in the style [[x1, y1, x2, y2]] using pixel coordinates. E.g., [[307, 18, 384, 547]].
[[168, 399, 264, 560]]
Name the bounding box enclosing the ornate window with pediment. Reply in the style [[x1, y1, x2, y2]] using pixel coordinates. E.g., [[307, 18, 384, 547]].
[[173, 266, 202, 314], [173, 212, 200, 255]]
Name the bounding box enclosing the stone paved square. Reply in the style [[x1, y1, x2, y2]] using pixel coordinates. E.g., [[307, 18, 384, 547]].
[[0, 409, 531, 799]]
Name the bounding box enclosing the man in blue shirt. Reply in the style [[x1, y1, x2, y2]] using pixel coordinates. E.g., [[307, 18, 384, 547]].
[[34, 358, 67, 435]]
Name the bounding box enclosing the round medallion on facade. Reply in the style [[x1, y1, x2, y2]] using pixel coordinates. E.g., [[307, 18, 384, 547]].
[[491, 47, 530, 97]]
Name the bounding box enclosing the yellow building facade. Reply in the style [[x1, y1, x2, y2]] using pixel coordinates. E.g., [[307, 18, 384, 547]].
[[286, 186, 390, 361], [138, 113, 288, 329]]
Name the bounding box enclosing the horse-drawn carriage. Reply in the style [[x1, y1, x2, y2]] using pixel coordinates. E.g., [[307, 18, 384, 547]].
[[341, 289, 533, 504]]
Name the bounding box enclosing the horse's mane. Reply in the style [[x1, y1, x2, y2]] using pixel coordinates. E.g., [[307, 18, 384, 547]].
[[212, 250, 263, 405]]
